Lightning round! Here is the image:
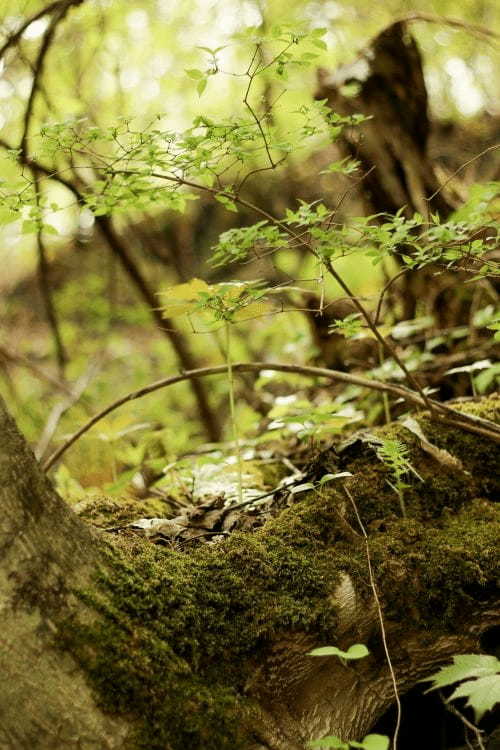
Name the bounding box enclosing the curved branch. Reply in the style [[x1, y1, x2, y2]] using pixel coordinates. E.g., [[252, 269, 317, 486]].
[[2, 150, 499, 450], [42, 361, 500, 472], [117, 168, 435, 411], [0, 0, 84, 63], [400, 11, 500, 43], [374, 268, 409, 326]]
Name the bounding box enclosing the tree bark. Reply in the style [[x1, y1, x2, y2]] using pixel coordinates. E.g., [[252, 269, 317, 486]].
[[316, 21, 454, 221], [0, 394, 498, 749], [0, 398, 132, 748], [315, 21, 475, 325]]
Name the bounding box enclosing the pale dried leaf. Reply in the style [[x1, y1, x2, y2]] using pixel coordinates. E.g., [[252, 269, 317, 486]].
[[401, 417, 465, 472]]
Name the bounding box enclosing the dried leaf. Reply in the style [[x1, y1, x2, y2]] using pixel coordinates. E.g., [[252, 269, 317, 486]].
[[401, 417, 465, 472]]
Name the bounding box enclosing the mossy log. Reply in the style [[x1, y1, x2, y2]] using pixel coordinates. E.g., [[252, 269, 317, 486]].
[[0, 394, 499, 749]]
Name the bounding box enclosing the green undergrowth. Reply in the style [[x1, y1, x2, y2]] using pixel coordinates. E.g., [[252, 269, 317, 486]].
[[62, 396, 500, 749], [337, 394, 500, 522]]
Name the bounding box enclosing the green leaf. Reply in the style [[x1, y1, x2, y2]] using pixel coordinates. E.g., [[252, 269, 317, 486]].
[[345, 644, 370, 660], [21, 219, 39, 234], [215, 194, 238, 212], [0, 208, 18, 226], [354, 736, 390, 750], [449, 674, 500, 721], [311, 27, 328, 37], [42, 223, 59, 235], [309, 737, 348, 749], [197, 78, 207, 96], [422, 654, 500, 691], [185, 68, 204, 79], [312, 38, 328, 50], [308, 644, 369, 660], [158, 278, 211, 317]]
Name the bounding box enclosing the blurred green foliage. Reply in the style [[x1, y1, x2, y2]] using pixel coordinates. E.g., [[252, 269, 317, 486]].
[[0, 0, 498, 500]]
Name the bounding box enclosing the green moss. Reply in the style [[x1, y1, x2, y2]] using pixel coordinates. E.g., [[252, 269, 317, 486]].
[[419, 395, 500, 499], [75, 495, 170, 527], [367, 501, 500, 627], [63, 492, 345, 749], [337, 394, 500, 522]]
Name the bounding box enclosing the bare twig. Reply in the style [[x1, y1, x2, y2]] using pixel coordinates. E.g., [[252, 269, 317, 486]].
[[344, 485, 402, 750], [323, 256, 433, 411], [243, 46, 275, 170], [439, 691, 485, 750], [0, 344, 71, 393], [2, 126, 499, 448], [426, 145, 500, 203], [400, 12, 500, 44], [19, 1, 81, 158], [374, 269, 409, 327], [0, 140, 221, 443], [35, 360, 99, 461], [115, 167, 434, 410]]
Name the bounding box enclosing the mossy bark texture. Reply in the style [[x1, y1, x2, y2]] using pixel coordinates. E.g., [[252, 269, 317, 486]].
[[0, 397, 131, 748], [0, 395, 498, 749]]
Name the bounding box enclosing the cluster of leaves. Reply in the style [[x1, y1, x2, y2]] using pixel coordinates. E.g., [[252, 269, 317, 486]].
[[2, 11, 499, 499], [306, 646, 500, 748], [158, 277, 288, 328], [267, 397, 362, 440]]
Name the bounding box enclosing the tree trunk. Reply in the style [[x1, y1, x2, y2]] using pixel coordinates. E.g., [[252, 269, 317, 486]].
[[0, 398, 132, 748], [0, 394, 499, 749], [315, 21, 476, 325], [316, 21, 454, 221]]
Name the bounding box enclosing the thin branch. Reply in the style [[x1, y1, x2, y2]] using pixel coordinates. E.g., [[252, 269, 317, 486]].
[[0, 140, 221, 443], [323, 256, 433, 411], [0, 344, 71, 394], [243, 52, 275, 170], [19, 1, 81, 158], [33, 171, 68, 375], [35, 360, 98, 461], [42, 360, 500, 472], [344, 485, 402, 750], [0, 0, 84, 62], [426, 145, 500, 203], [374, 269, 409, 327], [116, 167, 434, 410], [400, 12, 500, 44], [2, 139, 499, 447], [439, 692, 485, 750]]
